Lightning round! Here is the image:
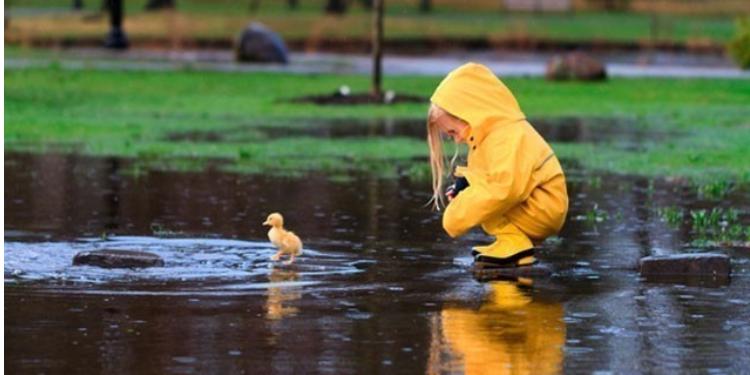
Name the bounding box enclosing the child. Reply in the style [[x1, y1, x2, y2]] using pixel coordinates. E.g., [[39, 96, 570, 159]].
[[427, 62, 568, 267]]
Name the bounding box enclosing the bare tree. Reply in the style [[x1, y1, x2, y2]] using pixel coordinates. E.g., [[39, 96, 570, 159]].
[[371, 0, 384, 97], [144, 0, 174, 10], [419, 0, 430, 13], [325, 0, 347, 14], [105, 0, 128, 49]]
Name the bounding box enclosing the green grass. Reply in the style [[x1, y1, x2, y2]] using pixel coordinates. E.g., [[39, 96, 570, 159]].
[[5, 0, 741, 45], [5, 66, 750, 181]]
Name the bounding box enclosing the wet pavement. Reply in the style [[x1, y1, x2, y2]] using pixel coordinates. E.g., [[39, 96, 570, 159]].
[[7, 48, 750, 79], [5, 151, 750, 374]]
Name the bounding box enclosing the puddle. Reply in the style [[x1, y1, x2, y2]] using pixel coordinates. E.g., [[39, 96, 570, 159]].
[[4, 236, 364, 293], [5, 152, 750, 374], [165, 116, 667, 149]]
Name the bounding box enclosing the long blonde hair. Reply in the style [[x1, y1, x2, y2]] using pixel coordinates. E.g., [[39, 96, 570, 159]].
[[426, 103, 460, 211]]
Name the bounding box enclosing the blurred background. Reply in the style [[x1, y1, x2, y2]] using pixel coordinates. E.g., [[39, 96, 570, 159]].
[[5, 0, 750, 66]]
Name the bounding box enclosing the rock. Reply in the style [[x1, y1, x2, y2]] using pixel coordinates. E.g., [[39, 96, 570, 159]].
[[639, 253, 730, 277], [73, 249, 164, 269], [235, 23, 289, 64], [545, 52, 607, 81], [472, 262, 552, 281]]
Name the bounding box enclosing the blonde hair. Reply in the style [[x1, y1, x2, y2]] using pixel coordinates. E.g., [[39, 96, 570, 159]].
[[426, 103, 460, 211]]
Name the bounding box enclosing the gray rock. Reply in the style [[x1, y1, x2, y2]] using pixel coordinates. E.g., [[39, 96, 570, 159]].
[[639, 253, 730, 277], [73, 249, 164, 269], [545, 52, 607, 81], [472, 262, 552, 281], [235, 23, 289, 64]]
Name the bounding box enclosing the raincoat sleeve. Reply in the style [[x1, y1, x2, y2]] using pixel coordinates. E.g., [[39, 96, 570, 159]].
[[442, 130, 535, 238]]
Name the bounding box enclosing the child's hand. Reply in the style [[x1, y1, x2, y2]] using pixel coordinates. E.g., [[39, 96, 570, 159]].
[[446, 177, 469, 201], [446, 185, 457, 201]]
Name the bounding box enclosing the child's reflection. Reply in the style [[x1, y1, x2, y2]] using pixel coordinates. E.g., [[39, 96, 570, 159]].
[[434, 280, 565, 375]]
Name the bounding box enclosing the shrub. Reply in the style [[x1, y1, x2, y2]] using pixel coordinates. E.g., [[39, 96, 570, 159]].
[[728, 17, 750, 70]]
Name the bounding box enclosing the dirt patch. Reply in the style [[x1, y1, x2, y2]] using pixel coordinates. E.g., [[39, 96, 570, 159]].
[[165, 130, 225, 142], [161, 116, 675, 147], [290, 91, 427, 106]]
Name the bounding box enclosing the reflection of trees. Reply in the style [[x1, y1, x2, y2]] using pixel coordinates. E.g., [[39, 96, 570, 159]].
[[6, 153, 438, 245], [430, 281, 565, 374]]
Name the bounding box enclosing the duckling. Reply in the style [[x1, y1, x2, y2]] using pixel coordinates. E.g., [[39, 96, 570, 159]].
[[262, 212, 303, 265]]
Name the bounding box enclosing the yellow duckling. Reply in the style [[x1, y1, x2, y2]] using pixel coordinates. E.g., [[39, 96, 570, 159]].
[[262, 212, 303, 265]]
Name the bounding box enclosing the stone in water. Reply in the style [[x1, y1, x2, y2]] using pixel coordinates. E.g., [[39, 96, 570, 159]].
[[73, 249, 164, 269]]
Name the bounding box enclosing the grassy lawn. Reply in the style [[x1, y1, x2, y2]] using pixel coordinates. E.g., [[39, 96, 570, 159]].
[[5, 66, 750, 182], [5, 0, 741, 46]]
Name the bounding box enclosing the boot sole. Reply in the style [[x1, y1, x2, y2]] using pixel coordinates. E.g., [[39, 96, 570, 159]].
[[474, 249, 536, 268]]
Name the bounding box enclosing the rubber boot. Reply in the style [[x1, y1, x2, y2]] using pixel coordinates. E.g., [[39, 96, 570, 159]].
[[473, 220, 536, 267]]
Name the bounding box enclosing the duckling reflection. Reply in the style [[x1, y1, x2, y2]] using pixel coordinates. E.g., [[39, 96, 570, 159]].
[[434, 280, 565, 375], [265, 267, 302, 321]]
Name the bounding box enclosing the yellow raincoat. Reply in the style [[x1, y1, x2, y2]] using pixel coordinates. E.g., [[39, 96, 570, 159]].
[[431, 63, 568, 256]]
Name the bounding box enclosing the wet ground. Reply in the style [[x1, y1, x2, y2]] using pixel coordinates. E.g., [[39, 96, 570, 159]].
[[5, 151, 750, 374], [164, 116, 665, 147]]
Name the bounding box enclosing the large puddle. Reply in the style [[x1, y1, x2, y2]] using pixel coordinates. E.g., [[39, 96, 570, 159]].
[[5, 152, 750, 374], [165, 116, 668, 151]]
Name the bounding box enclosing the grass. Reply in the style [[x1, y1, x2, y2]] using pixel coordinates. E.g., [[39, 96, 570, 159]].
[[656, 206, 684, 227], [688, 207, 748, 246], [5, 66, 750, 181], [5, 0, 742, 46]]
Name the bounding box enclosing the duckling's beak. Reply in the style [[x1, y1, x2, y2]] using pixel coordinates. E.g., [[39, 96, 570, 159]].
[[262, 220, 271, 226]]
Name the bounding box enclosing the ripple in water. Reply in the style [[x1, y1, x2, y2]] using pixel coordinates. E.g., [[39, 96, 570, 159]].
[[4, 236, 367, 295]]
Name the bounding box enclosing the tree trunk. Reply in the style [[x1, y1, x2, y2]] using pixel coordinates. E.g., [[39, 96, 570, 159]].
[[371, 0, 384, 97], [73, 0, 84, 10], [288, 0, 298, 9], [419, 0, 430, 13], [104, 0, 128, 49], [325, 0, 347, 14], [144, 0, 174, 11]]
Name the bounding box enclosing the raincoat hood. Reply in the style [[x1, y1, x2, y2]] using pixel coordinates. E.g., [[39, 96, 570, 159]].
[[430, 62, 526, 134]]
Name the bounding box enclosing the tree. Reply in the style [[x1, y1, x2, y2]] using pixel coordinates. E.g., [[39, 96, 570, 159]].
[[104, 0, 128, 49], [419, 0, 430, 13], [325, 0, 347, 14], [144, 0, 175, 11], [371, 0, 384, 97]]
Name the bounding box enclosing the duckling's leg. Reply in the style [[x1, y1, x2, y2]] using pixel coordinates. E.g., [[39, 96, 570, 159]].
[[283, 254, 296, 265], [270, 251, 283, 261]]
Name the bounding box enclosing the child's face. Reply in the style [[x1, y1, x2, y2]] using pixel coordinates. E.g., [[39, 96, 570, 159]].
[[435, 114, 469, 143]]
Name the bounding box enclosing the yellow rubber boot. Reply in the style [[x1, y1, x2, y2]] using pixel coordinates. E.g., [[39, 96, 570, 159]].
[[473, 221, 536, 267]]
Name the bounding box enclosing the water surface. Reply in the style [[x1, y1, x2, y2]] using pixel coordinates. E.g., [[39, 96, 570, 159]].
[[5, 152, 750, 374]]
